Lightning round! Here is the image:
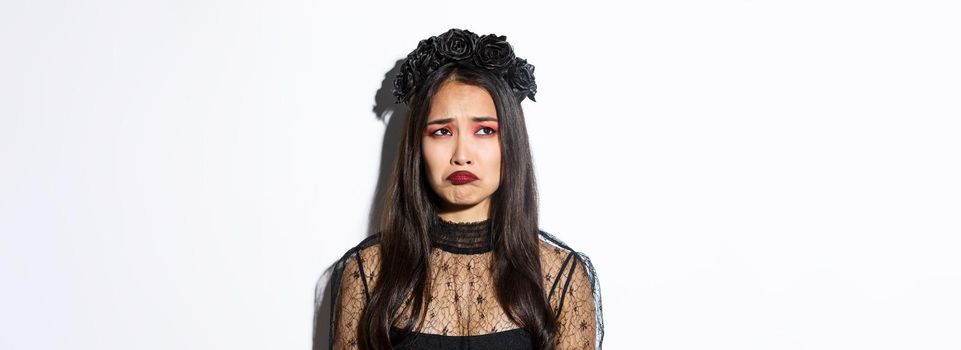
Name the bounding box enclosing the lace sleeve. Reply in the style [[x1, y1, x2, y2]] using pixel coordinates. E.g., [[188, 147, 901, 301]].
[[329, 239, 380, 350], [555, 253, 604, 350]]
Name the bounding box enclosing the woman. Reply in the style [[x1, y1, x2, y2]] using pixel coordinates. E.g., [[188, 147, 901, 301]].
[[329, 28, 603, 350]]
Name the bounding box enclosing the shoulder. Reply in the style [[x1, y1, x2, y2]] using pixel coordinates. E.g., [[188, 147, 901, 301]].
[[536, 230, 598, 299], [332, 234, 383, 290], [334, 234, 382, 266], [536, 229, 593, 269]]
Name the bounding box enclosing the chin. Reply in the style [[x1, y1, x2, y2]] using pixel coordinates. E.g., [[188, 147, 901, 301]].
[[430, 181, 495, 208], [442, 191, 490, 207], [443, 196, 483, 207]]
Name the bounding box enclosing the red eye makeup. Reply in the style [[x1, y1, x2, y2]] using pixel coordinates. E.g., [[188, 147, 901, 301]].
[[424, 117, 498, 138], [473, 123, 498, 136], [426, 127, 451, 137]]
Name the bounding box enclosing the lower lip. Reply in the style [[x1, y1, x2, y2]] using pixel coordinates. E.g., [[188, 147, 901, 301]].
[[448, 175, 478, 185]]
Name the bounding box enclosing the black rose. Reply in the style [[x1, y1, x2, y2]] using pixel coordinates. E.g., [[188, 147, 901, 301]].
[[407, 37, 444, 77], [435, 28, 478, 61], [473, 34, 515, 73], [393, 61, 416, 104], [508, 58, 537, 102], [393, 29, 533, 105]]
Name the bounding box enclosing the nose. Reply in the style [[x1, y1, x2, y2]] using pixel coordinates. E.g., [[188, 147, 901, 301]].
[[451, 133, 473, 166]]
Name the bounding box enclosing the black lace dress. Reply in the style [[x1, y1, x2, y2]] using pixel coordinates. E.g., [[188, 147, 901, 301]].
[[328, 216, 604, 349]]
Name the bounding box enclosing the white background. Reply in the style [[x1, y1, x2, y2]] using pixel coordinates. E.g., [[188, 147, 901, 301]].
[[2, 1, 959, 349]]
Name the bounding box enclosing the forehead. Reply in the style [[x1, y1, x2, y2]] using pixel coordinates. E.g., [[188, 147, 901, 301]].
[[427, 81, 497, 121]]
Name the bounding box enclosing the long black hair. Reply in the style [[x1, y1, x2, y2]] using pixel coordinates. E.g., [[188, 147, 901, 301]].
[[359, 61, 557, 349]]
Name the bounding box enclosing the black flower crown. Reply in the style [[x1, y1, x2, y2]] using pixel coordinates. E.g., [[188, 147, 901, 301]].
[[392, 28, 537, 105]]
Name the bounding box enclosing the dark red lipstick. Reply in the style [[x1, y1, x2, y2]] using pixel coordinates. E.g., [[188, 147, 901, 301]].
[[447, 171, 479, 185]]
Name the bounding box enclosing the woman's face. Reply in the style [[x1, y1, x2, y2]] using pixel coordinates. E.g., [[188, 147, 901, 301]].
[[422, 80, 502, 216]]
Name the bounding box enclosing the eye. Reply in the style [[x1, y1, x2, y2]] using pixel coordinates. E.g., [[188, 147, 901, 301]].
[[475, 127, 497, 136], [430, 128, 452, 137]]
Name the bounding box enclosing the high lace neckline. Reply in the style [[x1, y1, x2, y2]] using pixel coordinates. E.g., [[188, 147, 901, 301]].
[[429, 216, 493, 254]]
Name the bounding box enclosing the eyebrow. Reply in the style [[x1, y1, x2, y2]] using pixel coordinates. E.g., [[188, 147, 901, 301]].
[[426, 116, 498, 125]]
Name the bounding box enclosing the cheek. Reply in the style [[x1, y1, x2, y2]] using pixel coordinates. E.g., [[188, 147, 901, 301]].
[[421, 141, 446, 180], [481, 143, 502, 183]]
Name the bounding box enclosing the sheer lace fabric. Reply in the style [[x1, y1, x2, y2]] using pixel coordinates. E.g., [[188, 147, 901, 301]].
[[329, 218, 603, 349]]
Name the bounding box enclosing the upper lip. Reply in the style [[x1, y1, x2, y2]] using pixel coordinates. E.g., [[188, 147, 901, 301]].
[[446, 170, 478, 181]]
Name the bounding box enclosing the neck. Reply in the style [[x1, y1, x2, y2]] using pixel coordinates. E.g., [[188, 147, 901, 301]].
[[438, 198, 491, 223]]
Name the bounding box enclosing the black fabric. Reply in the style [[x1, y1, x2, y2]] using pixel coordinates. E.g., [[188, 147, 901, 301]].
[[429, 216, 493, 255], [389, 326, 532, 350]]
